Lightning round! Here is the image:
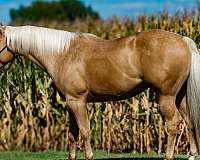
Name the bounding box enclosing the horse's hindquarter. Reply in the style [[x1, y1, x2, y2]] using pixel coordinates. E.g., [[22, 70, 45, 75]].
[[136, 30, 191, 95], [84, 36, 143, 99]]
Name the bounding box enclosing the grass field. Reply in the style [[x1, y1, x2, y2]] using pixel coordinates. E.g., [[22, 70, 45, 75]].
[[0, 150, 194, 160]]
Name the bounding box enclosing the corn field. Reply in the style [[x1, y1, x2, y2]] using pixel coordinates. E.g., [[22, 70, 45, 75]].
[[1, 11, 200, 154]]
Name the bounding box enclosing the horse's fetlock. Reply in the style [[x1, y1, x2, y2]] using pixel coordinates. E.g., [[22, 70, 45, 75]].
[[68, 154, 76, 160]]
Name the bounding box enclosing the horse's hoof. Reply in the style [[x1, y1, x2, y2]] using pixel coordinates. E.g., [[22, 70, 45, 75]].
[[68, 155, 76, 160], [189, 155, 197, 160]]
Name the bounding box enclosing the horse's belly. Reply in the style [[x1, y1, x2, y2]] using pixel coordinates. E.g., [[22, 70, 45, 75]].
[[87, 77, 143, 102]]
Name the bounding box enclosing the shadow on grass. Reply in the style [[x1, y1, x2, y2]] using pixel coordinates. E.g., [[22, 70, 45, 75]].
[[0, 150, 190, 160], [78, 158, 188, 160]]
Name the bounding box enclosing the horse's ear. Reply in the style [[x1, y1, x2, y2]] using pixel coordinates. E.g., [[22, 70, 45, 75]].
[[0, 22, 5, 28], [0, 22, 5, 37]]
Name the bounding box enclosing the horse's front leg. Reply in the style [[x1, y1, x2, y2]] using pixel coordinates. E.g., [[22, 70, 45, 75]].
[[68, 108, 79, 160], [66, 94, 93, 160]]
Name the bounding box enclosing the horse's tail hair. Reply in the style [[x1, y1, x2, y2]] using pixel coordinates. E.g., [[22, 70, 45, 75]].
[[183, 36, 200, 152]]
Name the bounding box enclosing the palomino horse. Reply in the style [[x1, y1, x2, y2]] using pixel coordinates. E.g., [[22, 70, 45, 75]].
[[0, 25, 199, 160]]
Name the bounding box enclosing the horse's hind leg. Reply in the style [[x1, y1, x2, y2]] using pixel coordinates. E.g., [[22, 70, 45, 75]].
[[66, 95, 93, 160], [159, 95, 180, 160], [178, 97, 198, 160], [68, 108, 79, 160]]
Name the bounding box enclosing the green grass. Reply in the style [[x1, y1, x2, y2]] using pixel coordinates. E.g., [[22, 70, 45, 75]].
[[0, 150, 195, 160]]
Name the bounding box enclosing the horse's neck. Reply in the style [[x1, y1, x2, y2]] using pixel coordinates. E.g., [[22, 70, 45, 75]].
[[5, 26, 76, 75]]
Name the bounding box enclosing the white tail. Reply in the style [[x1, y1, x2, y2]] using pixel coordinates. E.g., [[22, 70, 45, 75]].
[[183, 36, 200, 152]]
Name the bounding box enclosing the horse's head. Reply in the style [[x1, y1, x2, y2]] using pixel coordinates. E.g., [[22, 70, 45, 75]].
[[0, 23, 14, 68]]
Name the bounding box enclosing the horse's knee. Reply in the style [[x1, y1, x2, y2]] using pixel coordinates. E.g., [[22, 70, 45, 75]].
[[165, 119, 179, 135], [167, 112, 180, 133]]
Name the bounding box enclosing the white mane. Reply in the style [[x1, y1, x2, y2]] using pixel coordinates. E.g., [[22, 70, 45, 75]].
[[5, 26, 75, 55]]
